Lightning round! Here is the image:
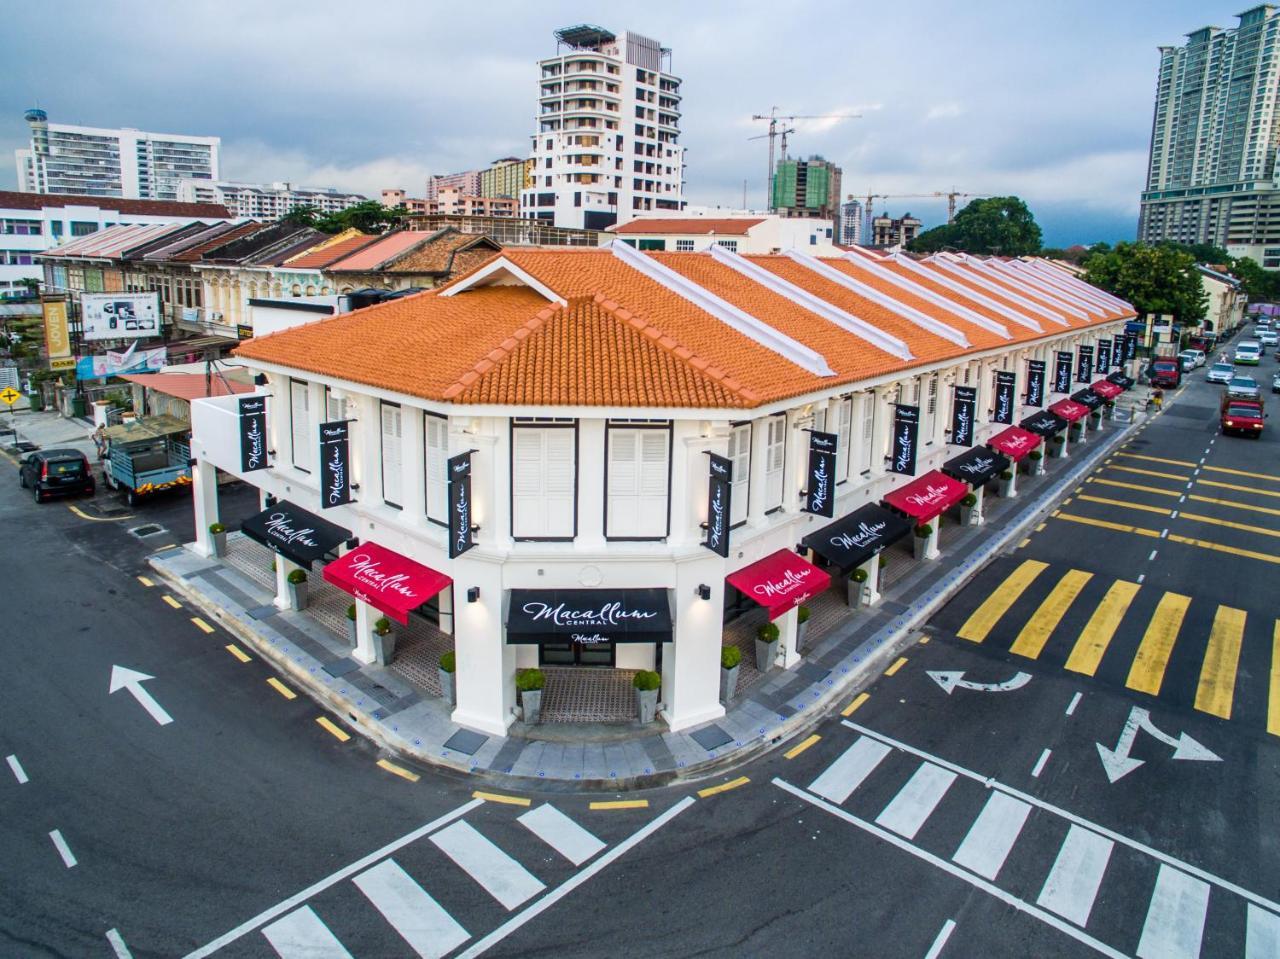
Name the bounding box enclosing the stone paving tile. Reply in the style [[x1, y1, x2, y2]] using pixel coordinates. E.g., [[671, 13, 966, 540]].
[[489, 736, 528, 775], [508, 741, 546, 778], [640, 734, 675, 769], [559, 744, 587, 780], [582, 743, 610, 779]]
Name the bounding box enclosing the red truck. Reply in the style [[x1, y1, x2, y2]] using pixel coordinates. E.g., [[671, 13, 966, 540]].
[[1149, 357, 1183, 389], [1221, 395, 1266, 437]]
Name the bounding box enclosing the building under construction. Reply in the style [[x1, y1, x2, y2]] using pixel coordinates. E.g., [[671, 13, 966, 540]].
[[771, 156, 842, 235]]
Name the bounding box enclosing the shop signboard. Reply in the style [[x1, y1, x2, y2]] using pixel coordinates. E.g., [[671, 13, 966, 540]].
[[42, 298, 71, 362], [238, 396, 268, 472], [890, 404, 919, 476], [318, 421, 351, 508], [951, 386, 976, 446], [1097, 339, 1112, 373], [802, 429, 837, 518], [1054, 352, 1073, 393], [81, 292, 160, 342], [1026, 360, 1046, 407], [447, 451, 475, 559], [704, 453, 732, 558], [993, 371, 1016, 424], [506, 588, 673, 645], [1076, 346, 1094, 384]]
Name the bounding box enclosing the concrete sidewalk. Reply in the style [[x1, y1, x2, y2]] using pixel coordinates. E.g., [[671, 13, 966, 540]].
[[3, 408, 97, 460], [150, 407, 1145, 789]]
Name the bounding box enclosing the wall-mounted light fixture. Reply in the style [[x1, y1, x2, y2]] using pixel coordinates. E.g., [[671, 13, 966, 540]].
[[345, 538, 360, 550], [697, 584, 711, 601], [470, 524, 481, 534], [467, 586, 480, 603]]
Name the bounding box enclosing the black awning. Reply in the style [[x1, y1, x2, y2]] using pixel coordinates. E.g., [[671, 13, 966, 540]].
[[506, 589, 673, 645], [1107, 371, 1135, 389], [241, 500, 352, 569], [942, 447, 1010, 487], [1071, 389, 1104, 410], [1020, 410, 1069, 437], [802, 503, 912, 573]]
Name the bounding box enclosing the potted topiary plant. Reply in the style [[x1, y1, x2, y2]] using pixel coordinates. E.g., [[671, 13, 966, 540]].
[[439, 651, 457, 707], [959, 492, 980, 527], [755, 621, 780, 672], [372, 616, 395, 664], [912, 523, 933, 560], [1089, 410, 1103, 432], [634, 669, 661, 723], [796, 604, 812, 648], [998, 468, 1016, 498], [1027, 448, 1045, 476], [285, 568, 308, 610], [720, 645, 741, 703], [345, 603, 358, 647], [847, 565, 869, 607], [1104, 399, 1116, 420], [1050, 434, 1066, 458], [209, 522, 227, 557], [516, 668, 545, 723]]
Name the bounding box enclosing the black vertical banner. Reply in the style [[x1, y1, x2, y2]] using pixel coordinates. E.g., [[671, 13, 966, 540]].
[[1054, 352, 1073, 393], [993, 371, 1017, 424], [318, 421, 351, 508], [1076, 346, 1094, 384], [1096, 339, 1112, 373], [447, 451, 475, 559], [803, 430, 837, 518], [1124, 332, 1138, 362], [704, 453, 732, 557], [891, 404, 919, 476], [1026, 360, 1046, 407], [951, 386, 977, 446], [238, 396, 268, 473]]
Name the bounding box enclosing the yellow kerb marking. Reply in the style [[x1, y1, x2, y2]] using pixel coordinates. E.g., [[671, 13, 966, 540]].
[[1116, 452, 1196, 468], [1065, 580, 1141, 677], [377, 759, 420, 782], [1202, 464, 1280, 483], [590, 799, 648, 810], [697, 777, 750, 798], [137, 575, 155, 588], [316, 716, 351, 742], [1090, 477, 1180, 498], [1010, 569, 1093, 659], [191, 617, 215, 634], [1198, 479, 1280, 499], [1195, 606, 1246, 720], [1108, 464, 1191, 482], [1077, 494, 1171, 516], [1018, 538, 1031, 549], [267, 677, 297, 700], [1126, 592, 1192, 696], [1188, 494, 1280, 518], [957, 560, 1049, 643], [473, 791, 531, 806], [225, 644, 251, 663], [784, 735, 821, 760], [1167, 534, 1280, 566], [1269, 622, 1280, 738], [161, 594, 181, 609], [885, 657, 908, 676], [1054, 513, 1162, 538], [841, 692, 870, 716], [1179, 512, 1280, 539], [917, 636, 930, 645]]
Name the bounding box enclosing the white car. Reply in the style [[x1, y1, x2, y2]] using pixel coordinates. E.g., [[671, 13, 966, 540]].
[[1180, 349, 1206, 368], [1235, 342, 1262, 365], [1207, 362, 1235, 384], [1259, 330, 1279, 348]]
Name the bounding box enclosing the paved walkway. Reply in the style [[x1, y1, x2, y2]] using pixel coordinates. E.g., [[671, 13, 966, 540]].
[[151, 406, 1147, 788], [3, 409, 97, 461]]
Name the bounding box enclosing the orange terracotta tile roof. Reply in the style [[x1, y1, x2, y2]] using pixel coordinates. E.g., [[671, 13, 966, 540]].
[[326, 231, 433, 272], [283, 233, 379, 269], [612, 217, 765, 236]]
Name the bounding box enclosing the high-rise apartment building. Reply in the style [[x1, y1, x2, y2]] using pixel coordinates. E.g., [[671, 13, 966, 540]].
[[522, 25, 685, 230], [479, 157, 528, 199], [1138, 6, 1280, 266], [772, 156, 842, 240], [427, 169, 482, 200], [871, 213, 923, 250], [16, 109, 220, 201], [176, 180, 366, 219], [839, 196, 868, 246]]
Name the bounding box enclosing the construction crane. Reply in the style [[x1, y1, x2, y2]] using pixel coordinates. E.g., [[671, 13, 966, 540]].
[[863, 190, 989, 223], [751, 108, 860, 210]]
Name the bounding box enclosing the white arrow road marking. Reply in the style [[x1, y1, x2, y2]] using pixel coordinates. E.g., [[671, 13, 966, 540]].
[[926, 670, 1033, 695], [109, 666, 173, 726], [1095, 706, 1221, 783]]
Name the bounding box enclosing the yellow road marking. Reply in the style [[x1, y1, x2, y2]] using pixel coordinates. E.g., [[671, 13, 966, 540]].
[[590, 799, 649, 810], [136, 575, 154, 588], [1195, 606, 1246, 720], [784, 735, 821, 760], [225, 643, 251, 663], [956, 559, 1049, 644], [1202, 464, 1280, 483], [885, 657, 908, 676], [472, 790, 532, 806], [1035, 522, 1047, 532], [191, 616, 215, 634], [1066, 580, 1141, 677], [1062, 498, 1073, 506], [1166, 534, 1280, 566], [1108, 464, 1190, 482], [1010, 570, 1094, 659], [841, 692, 870, 716], [1179, 511, 1280, 539], [1116, 452, 1196, 468], [1054, 513, 1162, 538], [377, 759, 420, 783], [1198, 479, 1280, 499], [697, 776, 750, 798], [161, 594, 181, 609], [1017, 538, 1031, 549], [1270, 623, 1280, 738], [1188, 494, 1280, 518], [66, 504, 132, 522], [1126, 592, 1191, 696], [316, 716, 352, 742], [1077, 494, 1171, 516], [917, 636, 930, 644], [1089, 477, 1181, 498], [267, 677, 297, 700]]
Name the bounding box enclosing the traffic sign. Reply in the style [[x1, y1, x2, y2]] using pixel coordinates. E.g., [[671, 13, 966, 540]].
[[0, 387, 21, 406]]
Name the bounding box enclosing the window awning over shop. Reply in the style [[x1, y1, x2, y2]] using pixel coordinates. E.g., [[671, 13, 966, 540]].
[[802, 504, 912, 573], [322, 542, 451, 625], [240, 500, 351, 570], [1090, 379, 1124, 400], [986, 426, 1042, 462], [506, 588, 673, 644], [881, 470, 969, 524], [1048, 399, 1090, 423], [726, 549, 831, 622], [1020, 410, 1069, 437], [1105, 371, 1134, 390], [942, 447, 1011, 487], [1071, 389, 1104, 410]]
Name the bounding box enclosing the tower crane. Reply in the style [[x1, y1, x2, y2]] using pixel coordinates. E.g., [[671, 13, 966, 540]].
[[863, 190, 989, 223], [751, 108, 860, 210]]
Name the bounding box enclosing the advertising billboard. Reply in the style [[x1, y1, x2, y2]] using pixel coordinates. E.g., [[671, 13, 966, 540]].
[[82, 292, 161, 342], [42, 298, 72, 361]]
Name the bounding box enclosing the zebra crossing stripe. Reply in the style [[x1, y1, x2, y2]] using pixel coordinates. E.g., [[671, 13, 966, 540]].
[[1035, 824, 1113, 927], [1126, 592, 1191, 696], [518, 804, 606, 866], [808, 736, 891, 804], [952, 791, 1032, 881], [1064, 580, 1141, 677], [874, 763, 956, 840], [1195, 606, 1246, 719], [430, 821, 546, 910], [1010, 569, 1093, 659], [353, 858, 469, 959], [956, 560, 1048, 643], [261, 906, 353, 959], [1135, 865, 1210, 959], [1246, 903, 1280, 958]]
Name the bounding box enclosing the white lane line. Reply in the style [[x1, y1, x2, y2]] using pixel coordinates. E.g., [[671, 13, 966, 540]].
[[1186, 481, 1194, 489], [430, 821, 545, 910], [261, 905, 353, 959], [1035, 824, 1113, 926], [353, 858, 468, 959], [1161, 529, 1169, 538], [875, 763, 956, 840], [1246, 903, 1280, 958], [49, 829, 77, 868], [518, 804, 606, 866], [6, 754, 29, 784], [1137, 574, 1145, 584], [1065, 692, 1082, 716], [1136, 865, 1210, 959], [1148, 549, 1158, 561], [454, 797, 695, 959], [1179, 494, 1186, 503], [808, 735, 892, 804], [1171, 510, 1179, 519], [774, 779, 1127, 959], [106, 929, 133, 959], [1031, 749, 1051, 778], [924, 919, 957, 959], [181, 799, 483, 959], [952, 792, 1031, 881]]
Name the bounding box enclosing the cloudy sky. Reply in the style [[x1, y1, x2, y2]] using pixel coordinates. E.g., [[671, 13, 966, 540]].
[[1, 1, 1233, 245]]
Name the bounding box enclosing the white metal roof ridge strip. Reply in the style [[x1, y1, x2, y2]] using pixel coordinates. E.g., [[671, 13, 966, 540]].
[[836, 252, 1011, 340], [1013, 259, 1132, 313], [705, 244, 913, 360], [980, 257, 1105, 319], [609, 239, 836, 377], [884, 253, 1044, 333], [927, 255, 1069, 326], [958, 255, 1092, 320], [783, 249, 970, 348]]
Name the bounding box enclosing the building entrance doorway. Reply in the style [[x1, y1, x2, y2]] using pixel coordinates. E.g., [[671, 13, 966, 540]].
[[539, 639, 616, 667]]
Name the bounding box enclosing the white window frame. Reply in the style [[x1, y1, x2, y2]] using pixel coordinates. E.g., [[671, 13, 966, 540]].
[[380, 401, 403, 508], [324, 388, 348, 424], [922, 375, 939, 446], [424, 412, 448, 525], [727, 422, 751, 527], [605, 422, 671, 540], [836, 395, 853, 482], [857, 393, 875, 475], [511, 420, 578, 540], [290, 378, 312, 473], [764, 414, 785, 512]]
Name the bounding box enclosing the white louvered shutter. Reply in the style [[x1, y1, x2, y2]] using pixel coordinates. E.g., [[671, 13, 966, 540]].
[[837, 397, 853, 481], [513, 427, 576, 538], [381, 403, 402, 505], [290, 380, 311, 472], [607, 428, 669, 537], [544, 429, 576, 536], [858, 393, 875, 474], [728, 423, 750, 525], [425, 414, 448, 522], [764, 416, 785, 510]]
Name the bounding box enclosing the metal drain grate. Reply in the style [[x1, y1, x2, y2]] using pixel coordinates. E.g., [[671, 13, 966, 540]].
[[129, 524, 165, 538]]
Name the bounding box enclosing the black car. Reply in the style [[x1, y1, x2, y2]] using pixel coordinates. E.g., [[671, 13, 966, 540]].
[[18, 448, 95, 502]]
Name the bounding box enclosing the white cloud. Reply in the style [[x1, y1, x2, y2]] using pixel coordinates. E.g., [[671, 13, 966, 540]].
[[925, 102, 965, 121]]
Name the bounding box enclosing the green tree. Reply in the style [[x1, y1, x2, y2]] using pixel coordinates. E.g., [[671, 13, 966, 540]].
[[280, 204, 321, 228], [1225, 255, 1280, 300], [1157, 240, 1230, 265], [1083, 242, 1207, 326], [315, 200, 402, 235], [907, 196, 1043, 256]]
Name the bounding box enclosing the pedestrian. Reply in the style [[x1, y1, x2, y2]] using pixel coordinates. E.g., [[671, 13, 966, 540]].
[[92, 425, 107, 461]]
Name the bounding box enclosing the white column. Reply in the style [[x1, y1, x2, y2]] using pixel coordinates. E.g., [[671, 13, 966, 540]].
[[663, 557, 726, 732], [273, 554, 294, 610], [667, 421, 701, 549], [450, 554, 512, 736], [857, 556, 881, 607], [777, 606, 800, 669], [920, 525, 940, 561], [873, 387, 894, 477], [192, 458, 219, 557], [576, 418, 606, 548], [970, 484, 985, 524], [352, 599, 378, 664], [782, 407, 806, 514], [356, 393, 380, 506]]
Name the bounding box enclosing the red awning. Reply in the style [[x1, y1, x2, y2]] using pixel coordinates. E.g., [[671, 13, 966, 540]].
[[322, 542, 452, 625], [1048, 398, 1090, 423], [881, 470, 970, 523], [1090, 379, 1124, 399], [986, 426, 1042, 462], [726, 549, 831, 622]]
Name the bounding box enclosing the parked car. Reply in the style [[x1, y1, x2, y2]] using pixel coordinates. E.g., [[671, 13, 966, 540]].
[[1227, 374, 1261, 399], [17, 448, 95, 503], [1149, 358, 1182, 388], [1181, 348, 1207, 368], [1207, 362, 1235, 384], [1272, 371, 1280, 394], [1259, 330, 1279, 348], [1221, 396, 1266, 437], [1235, 342, 1262, 365], [1177, 353, 1195, 373]]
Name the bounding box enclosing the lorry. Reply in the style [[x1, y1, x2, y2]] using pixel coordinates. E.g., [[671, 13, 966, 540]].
[[1148, 356, 1183, 388], [1220, 394, 1266, 438], [101, 415, 193, 505]]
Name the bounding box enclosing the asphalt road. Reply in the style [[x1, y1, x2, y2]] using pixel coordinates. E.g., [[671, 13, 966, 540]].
[[3, 340, 1279, 959]]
